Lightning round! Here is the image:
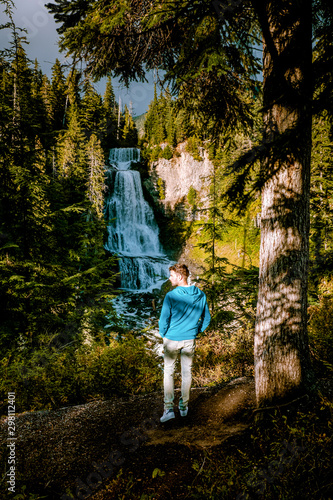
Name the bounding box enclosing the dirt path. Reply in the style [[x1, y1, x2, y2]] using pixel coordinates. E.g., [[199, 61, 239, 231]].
[[0, 377, 255, 499], [144, 377, 254, 447]]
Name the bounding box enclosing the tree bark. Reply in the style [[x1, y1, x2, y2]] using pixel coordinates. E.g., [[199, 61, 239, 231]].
[[254, 0, 313, 407]]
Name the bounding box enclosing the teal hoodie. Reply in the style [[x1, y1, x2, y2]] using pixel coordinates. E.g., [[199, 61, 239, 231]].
[[159, 285, 211, 340]]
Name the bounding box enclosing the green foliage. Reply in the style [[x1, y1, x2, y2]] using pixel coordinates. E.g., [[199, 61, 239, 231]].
[[80, 80, 104, 138], [144, 85, 166, 145], [0, 35, 120, 361], [143, 86, 194, 149], [142, 143, 173, 162], [57, 104, 87, 181], [152, 468, 165, 478], [185, 136, 203, 161], [161, 144, 173, 160], [158, 215, 190, 259], [147, 145, 163, 161], [198, 260, 258, 333], [12, 484, 46, 499], [46, 0, 259, 139], [120, 103, 138, 147], [0, 335, 161, 414], [49, 58, 67, 131], [102, 75, 118, 148], [309, 112, 333, 279], [157, 177, 165, 200], [187, 186, 197, 206], [185, 398, 333, 499], [193, 327, 254, 386], [308, 277, 333, 374], [86, 133, 107, 218]]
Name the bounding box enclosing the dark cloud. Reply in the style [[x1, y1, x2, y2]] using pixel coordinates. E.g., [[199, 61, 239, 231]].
[[0, 0, 62, 74]]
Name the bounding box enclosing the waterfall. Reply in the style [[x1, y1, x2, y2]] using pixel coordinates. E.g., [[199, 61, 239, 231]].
[[105, 147, 169, 291]]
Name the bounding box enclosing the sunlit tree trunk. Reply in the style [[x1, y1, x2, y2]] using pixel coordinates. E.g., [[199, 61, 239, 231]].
[[254, 0, 313, 407]]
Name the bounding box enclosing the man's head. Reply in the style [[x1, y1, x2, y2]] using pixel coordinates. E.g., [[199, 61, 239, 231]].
[[169, 264, 190, 287]]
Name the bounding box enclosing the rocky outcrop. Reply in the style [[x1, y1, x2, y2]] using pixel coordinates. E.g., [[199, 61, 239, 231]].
[[149, 142, 213, 218]]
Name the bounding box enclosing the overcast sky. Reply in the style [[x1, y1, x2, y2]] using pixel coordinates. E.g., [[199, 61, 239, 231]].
[[0, 0, 155, 116]]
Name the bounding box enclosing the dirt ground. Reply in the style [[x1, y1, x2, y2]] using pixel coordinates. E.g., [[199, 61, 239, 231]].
[[0, 377, 255, 499]]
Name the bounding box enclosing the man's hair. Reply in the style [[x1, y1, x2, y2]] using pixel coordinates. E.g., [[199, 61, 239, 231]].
[[169, 263, 190, 279]]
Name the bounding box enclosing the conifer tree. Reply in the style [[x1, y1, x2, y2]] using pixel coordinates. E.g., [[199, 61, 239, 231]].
[[103, 75, 116, 111], [65, 68, 81, 107], [24, 137, 52, 259], [39, 73, 53, 135], [31, 60, 50, 142], [9, 42, 38, 146], [155, 91, 166, 144], [0, 0, 118, 355], [102, 75, 118, 148], [57, 103, 87, 189], [174, 108, 191, 144], [80, 79, 104, 139], [196, 153, 230, 318], [143, 84, 158, 145], [49, 58, 67, 131], [121, 103, 138, 146], [86, 133, 106, 219], [165, 88, 176, 146]]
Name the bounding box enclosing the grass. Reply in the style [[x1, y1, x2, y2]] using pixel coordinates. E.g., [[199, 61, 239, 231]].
[[185, 219, 260, 272]]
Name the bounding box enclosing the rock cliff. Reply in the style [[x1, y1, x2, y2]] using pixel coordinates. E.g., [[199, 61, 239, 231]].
[[148, 141, 213, 219]]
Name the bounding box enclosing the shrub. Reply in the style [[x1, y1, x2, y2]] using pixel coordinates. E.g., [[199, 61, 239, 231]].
[[161, 144, 173, 160], [192, 328, 254, 387], [308, 296, 333, 374], [157, 177, 165, 200], [185, 136, 203, 161], [187, 186, 197, 206], [0, 336, 161, 415], [149, 146, 163, 161]]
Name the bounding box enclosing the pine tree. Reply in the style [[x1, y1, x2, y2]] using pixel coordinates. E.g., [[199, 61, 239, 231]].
[[102, 75, 118, 148], [196, 154, 230, 317], [103, 75, 116, 111], [143, 84, 158, 145], [9, 42, 38, 146], [57, 103, 87, 188], [174, 108, 191, 144], [80, 79, 104, 139], [24, 137, 52, 259], [65, 68, 81, 107], [49, 58, 67, 131], [39, 74, 53, 135], [155, 91, 166, 144], [254, 1, 313, 407], [121, 103, 138, 146], [0, 2, 118, 356], [165, 88, 176, 146], [86, 133, 106, 219], [31, 60, 50, 142]]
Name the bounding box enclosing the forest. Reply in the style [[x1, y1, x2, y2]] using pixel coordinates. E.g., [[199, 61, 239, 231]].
[[0, 0, 333, 499]]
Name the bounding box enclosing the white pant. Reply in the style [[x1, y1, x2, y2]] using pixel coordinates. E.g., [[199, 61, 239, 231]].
[[163, 338, 196, 410]]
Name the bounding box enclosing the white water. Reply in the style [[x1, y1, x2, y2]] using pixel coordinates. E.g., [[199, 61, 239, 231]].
[[105, 148, 169, 291]]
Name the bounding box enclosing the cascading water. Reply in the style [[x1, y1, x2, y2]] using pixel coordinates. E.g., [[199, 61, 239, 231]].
[[105, 147, 169, 291]]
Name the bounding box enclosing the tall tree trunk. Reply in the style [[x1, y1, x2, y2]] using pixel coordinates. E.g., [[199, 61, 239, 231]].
[[254, 0, 313, 407]]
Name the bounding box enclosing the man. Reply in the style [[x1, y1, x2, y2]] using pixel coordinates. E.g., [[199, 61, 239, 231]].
[[159, 263, 211, 422]]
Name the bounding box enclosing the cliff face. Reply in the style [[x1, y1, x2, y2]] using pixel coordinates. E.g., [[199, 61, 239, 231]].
[[148, 142, 213, 218]]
